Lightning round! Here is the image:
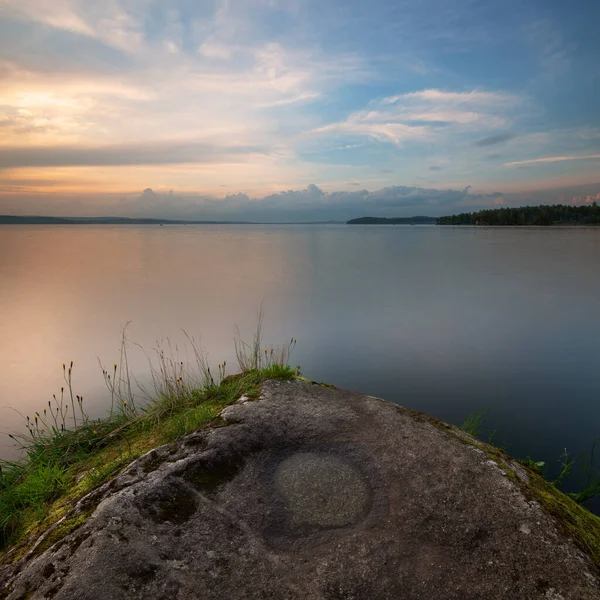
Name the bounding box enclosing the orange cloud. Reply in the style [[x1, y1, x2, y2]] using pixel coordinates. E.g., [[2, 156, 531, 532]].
[[572, 192, 600, 204]]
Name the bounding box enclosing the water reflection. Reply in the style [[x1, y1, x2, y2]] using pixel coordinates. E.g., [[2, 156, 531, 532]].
[[1, 224, 599, 506]]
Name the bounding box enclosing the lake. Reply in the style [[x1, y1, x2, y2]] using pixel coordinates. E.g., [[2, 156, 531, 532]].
[[1, 224, 599, 506]]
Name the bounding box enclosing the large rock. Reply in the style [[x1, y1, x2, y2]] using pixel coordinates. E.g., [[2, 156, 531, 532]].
[[1, 380, 599, 599]]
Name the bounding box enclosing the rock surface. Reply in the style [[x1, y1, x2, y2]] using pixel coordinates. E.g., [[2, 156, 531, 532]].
[[2, 380, 599, 599]]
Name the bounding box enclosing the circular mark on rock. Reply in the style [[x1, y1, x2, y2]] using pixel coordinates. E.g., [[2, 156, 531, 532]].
[[139, 479, 198, 524], [182, 455, 243, 497], [274, 452, 371, 530]]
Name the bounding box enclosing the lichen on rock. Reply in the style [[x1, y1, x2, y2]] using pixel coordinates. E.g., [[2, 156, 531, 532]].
[[1, 380, 599, 599]]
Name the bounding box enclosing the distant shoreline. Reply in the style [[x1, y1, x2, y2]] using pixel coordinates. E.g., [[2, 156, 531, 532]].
[[347, 216, 437, 225], [349, 204, 600, 226], [4, 207, 600, 227], [0, 216, 344, 226]]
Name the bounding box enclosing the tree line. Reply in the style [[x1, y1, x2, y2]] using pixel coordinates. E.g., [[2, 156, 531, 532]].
[[437, 203, 600, 226]]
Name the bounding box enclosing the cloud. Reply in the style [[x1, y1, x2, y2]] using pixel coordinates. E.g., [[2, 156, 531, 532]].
[[310, 88, 520, 147], [505, 154, 600, 167], [312, 120, 430, 146], [529, 18, 571, 76], [110, 183, 506, 222], [6, 181, 600, 222], [198, 42, 232, 60], [258, 91, 321, 108], [0, 19, 366, 157], [1, 1, 598, 202], [163, 40, 179, 55], [0, 142, 264, 169], [2, 0, 96, 38], [385, 89, 518, 107], [474, 133, 513, 147], [577, 128, 600, 140], [1, 0, 145, 53], [572, 192, 600, 205], [129, 187, 214, 215]]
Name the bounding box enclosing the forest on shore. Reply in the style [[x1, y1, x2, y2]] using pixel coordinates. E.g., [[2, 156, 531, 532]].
[[437, 203, 600, 226]]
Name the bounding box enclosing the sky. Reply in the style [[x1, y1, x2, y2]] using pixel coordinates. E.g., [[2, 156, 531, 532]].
[[0, 0, 599, 221]]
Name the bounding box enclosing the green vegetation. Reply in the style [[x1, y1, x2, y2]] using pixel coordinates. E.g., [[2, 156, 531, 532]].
[[460, 410, 600, 507], [459, 409, 498, 446], [0, 318, 299, 556], [475, 441, 600, 569], [418, 407, 600, 569], [518, 456, 546, 473], [438, 203, 600, 225], [459, 409, 489, 438], [545, 445, 600, 506]]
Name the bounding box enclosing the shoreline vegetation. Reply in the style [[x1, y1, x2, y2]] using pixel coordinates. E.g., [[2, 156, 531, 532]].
[[0, 317, 299, 555], [3, 204, 600, 227], [460, 411, 600, 506], [348, 203, 600, 226], [437, 203, 600, 226]]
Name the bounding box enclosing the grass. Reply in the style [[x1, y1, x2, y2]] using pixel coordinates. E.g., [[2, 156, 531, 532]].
[[412, 406, 600, 570], [0, 313, 299, 557], [475, 440, 600, 570], [460, 409, 600, 507], [459, 409, 488, 438]]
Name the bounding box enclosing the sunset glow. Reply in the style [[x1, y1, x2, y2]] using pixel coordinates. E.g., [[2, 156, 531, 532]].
[[1, 0, 599, 220]]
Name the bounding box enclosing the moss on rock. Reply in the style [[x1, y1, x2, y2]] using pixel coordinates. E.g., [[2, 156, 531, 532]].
[[395, 403, 600, 573]]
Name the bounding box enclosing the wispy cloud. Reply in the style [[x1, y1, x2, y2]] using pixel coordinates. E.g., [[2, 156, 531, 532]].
[[310, 88, 520, 148], [312, 120, 431, 146], [198, 42, 232, 60], [0, 26, 366, 151], [528, 17, 572, 77], [2, 0, 96, 37], [0, 0, 599, 208], [1, 0, 145, 53], [386, 89, 519, 107], [474, 133, 513, 147], [505, 155, 600, 167], [0, 141, 265, 169]]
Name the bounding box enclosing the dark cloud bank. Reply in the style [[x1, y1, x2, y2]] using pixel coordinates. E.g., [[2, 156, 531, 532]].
[[116, 184, 503, 221], [4, 183, 600, 223], [0, 142, 262, 169]]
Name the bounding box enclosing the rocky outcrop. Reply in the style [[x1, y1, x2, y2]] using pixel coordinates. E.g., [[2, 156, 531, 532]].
[[1, 380, 599, 599]]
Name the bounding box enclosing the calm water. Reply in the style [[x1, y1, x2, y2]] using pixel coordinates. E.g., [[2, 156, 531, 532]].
[[1, 225, 599, 503]]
